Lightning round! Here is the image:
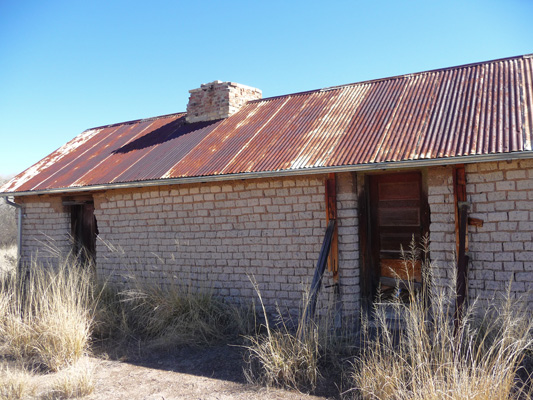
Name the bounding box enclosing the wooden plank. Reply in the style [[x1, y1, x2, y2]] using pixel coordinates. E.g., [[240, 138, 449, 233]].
[[380, 276, 422, 291], [468, 217, 483, 227], [455, 203, 470, 333], [325, 173, 338, 280], [378, 207, 420, 226], [380, 258, 422, 282], [452, 165, 470, 333], [358, 176, 373, 309], [453, 165, 468, 253], [378, 181, 421, 199]]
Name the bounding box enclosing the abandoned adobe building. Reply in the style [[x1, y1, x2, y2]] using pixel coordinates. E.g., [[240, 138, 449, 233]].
[[1, 54, 533, 318]]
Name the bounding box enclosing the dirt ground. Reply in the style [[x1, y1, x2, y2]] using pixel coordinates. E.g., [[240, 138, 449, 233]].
[[83, 343, 340, 400]]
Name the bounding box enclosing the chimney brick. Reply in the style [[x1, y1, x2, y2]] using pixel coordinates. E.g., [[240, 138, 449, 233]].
[[186, 80, 262, 123]]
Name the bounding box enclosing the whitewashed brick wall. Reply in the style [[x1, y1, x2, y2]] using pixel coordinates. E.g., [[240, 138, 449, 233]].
[[336, 172, 360, 316], [16, 160, 533, 315], [18, 196, 70, 266], [466, 160, 533, 305], [93, 174, 360, 316], [427, 166, 456, 293], [427, 160, 533, 308]]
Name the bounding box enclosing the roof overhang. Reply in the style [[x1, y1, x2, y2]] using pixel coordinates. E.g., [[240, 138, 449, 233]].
[[2, 151, 533, 198]]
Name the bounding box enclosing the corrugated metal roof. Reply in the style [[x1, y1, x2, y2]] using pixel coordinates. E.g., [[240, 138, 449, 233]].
[[2, 54, 533, 195]]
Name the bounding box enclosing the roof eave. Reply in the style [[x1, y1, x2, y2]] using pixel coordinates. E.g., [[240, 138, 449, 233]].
[[2, 151, 533, 198]]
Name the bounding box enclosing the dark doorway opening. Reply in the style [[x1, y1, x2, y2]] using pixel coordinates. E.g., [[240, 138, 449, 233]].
[[361, 172, 429, 309], [65, 198, 98, 267]]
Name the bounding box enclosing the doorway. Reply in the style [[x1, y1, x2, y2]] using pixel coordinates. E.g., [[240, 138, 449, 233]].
[[66, 198, 98, 266], [361, 172, 429, 307]]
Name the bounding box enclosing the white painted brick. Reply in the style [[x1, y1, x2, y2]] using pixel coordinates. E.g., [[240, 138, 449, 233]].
[[476, 183, 495, 192], [487, 191, 507, 202]]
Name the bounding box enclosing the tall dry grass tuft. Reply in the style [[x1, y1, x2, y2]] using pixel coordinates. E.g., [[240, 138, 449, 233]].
[[0, 258, 93, 372], [0, 366, 35, 400], [93, 276, 256, 347], [243, 278, 323, 392], [350, 239, 533, 400], [43, 359, 95, 400]]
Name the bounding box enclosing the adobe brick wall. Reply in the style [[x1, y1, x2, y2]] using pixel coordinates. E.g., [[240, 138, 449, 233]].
[[17, 195, 70, 266], [427, 166, 456, 293], [336, 172, 360, 316], [93, 174, 360, 316], [15, 160, 533, 315], [427, 160, 533, 307], [466, 160, 533, 306]]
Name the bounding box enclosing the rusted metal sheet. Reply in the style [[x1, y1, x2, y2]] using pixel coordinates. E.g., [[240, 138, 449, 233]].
[[2, 54, 533, 194]]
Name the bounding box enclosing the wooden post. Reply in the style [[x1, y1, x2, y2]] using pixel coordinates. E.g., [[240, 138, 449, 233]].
[[453, 165, 468, 254], [325, 173, 338, 281], [453, 165, 469, 333]]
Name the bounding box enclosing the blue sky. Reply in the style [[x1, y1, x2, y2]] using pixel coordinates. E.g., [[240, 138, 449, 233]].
[[1, 0, 532, 178]]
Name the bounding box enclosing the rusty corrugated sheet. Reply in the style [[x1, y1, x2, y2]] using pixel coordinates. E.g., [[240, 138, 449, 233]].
[[2, 54, 533, 194]]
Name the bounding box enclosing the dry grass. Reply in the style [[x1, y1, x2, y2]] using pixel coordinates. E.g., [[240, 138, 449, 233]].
[[245, 325, 321, 391], [0, 366, 35, 400], [349, 242, 533, 400], [93, 277, 256, 348], [0, 258, 93, 372], [43, 359, 95, 400], [243, 278, 323, 392]]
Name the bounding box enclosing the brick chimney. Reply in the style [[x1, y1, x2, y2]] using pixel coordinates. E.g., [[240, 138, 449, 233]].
[[186, 80, 262, 123]]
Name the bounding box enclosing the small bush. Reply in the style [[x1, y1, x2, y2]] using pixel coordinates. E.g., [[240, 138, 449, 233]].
[[245, 326, 320, 391], [90, 283, 129, 341]]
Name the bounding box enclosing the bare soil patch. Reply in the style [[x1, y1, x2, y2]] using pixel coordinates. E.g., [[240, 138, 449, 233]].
[[85, 342, 339, 400]]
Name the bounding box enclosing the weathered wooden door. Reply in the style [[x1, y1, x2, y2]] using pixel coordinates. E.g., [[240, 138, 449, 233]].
[[364, 172, 428, 303]]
